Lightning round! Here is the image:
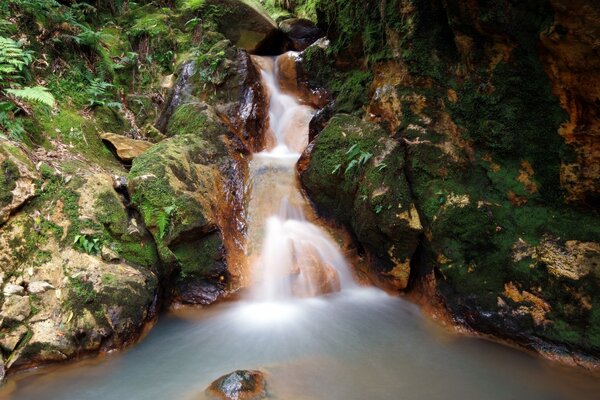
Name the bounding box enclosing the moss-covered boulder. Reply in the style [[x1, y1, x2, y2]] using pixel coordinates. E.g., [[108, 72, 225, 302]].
[[129, 104, 246, 303], [300, 114, 422, 289], [157, 37, 267, 151], [294, 0, 600, 363], [0, 163, 160, 372]]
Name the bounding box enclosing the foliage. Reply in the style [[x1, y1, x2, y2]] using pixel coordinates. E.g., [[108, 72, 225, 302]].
[[156, 205, 176, 239], [85, 78, 122, 109], [73, 234, 102, 255], [0, 36, 33, 82], [180, 0, 206, 12], [6, 86, 56, 108], [331, 143, 373, 175]]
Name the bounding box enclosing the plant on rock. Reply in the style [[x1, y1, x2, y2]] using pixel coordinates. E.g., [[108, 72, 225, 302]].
[[73, 234, 102, 255], [331, 143, 373, 175]]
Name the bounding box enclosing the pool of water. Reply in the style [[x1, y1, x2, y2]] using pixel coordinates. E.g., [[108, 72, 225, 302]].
[[4, 288, 600, 400]]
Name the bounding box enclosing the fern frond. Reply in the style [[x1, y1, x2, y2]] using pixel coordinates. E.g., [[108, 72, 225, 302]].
[[6, 86, 56, 108], [156, 211, 169, 239]]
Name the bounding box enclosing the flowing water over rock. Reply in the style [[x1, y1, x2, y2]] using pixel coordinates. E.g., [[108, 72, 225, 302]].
[[3, 54, 600, 399], [246, 55, 355, 301]]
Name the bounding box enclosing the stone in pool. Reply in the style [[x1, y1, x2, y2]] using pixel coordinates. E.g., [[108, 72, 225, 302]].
[[205, 370, 268, 400]]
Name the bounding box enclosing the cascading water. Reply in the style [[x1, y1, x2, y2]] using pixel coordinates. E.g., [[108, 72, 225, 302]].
[[246, 55, 355, 301]]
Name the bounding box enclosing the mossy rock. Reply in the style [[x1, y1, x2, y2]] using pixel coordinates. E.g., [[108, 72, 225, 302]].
[[301, 114, 422, 289], [0, 142, 38, 225], [128, 104, 235, 285]]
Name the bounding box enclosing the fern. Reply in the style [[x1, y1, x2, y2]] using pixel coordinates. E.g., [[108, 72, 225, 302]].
[[0, 36, 33, 82], [6, 86, 56, 108], [180, 0, 206, 12], [156, 205, 176, 239]]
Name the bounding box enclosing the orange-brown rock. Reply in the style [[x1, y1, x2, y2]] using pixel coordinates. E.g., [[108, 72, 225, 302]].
[[100, 132, 153, 162], [539, 0, 600, 203], [276, 52, 330, 109]]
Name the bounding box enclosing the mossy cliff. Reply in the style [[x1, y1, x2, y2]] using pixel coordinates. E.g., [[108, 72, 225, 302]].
[[296, 0, 600, 364]]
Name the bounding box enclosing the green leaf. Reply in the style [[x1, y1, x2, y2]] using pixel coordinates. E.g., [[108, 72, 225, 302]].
[[358, 151, 373, 166], [345, 143, 361, 160], [344, 159, 358, 174], [331, 163, 342, 174], [6, 86, 56, 108]]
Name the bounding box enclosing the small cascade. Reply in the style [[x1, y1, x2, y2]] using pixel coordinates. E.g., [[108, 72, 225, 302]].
[[246, 55, 356, 301]]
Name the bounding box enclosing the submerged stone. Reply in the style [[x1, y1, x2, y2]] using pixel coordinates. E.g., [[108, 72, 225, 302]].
[[206, 370, 268, 400]]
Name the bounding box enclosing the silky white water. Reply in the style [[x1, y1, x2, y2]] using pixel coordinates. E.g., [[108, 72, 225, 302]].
[[4, 53, 600, 400], [247, 55, 355, 302]]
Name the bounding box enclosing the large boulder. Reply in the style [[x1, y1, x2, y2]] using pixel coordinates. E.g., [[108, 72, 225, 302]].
[[279, 18, 324, 51], [204, 0, 280, 54], [299, 114, 423, 290], [158, 37, 267, 152], [0, 163, 160, 372], [129, 104, 247, 301]]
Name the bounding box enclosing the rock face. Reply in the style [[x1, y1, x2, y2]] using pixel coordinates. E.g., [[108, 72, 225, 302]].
[[0, 141, 38, 225], [206, 370, 268, 400], [160, 37, 268, 152], [539, 0, 600, 205], [297, 0, 600, 362], [300, 115, 423, 290], [0, 163, 159, 371]]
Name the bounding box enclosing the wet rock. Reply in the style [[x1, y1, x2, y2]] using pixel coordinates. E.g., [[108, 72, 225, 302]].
[[100, 132, 154, 162], [206, 370, 268, 400], [275, 47, 331, 109], [177, 280, 225, 305], [291, 258, 341, 298], [160, 40, 267, 151], [308, 102, 334, 142], [27, 281, 54, 294], [279, 18, 324, 51], [155, 61, 196, 134], [129, 104, 246, 293], [300, 114, 423, 289]]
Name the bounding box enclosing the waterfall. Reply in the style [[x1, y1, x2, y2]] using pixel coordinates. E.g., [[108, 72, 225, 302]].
[[246, 54, 356, 301]]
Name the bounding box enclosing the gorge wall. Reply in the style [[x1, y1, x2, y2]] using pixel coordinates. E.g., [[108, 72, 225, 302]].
[[292, 0, 600, 364]]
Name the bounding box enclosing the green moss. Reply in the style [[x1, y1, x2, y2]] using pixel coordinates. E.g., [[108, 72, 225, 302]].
[[166, 103, 209, 137], [95, 189, 159, 268], [174, 231, 222, 278], [66, 276, 98, 311], [545, 320, 583, 346], [40, 108, 122, 170], [302, 114, 421, 272], [0, 158, 19, 207]]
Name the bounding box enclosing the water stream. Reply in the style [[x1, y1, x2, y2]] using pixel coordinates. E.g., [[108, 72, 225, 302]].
[[3, 54, 600, 399]]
